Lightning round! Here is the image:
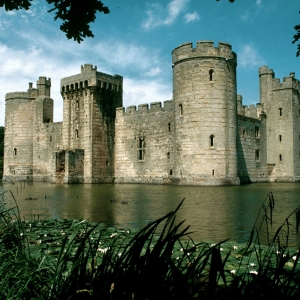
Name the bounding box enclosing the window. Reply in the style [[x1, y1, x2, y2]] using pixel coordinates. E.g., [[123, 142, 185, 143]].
[[279, 108, 282, 117], [279, 135, 282, 142], [169, 169, 173, 175], [76, 100, 79, 109], [212, 169, 215, 176], [75, 129, 78, 139], [168, 123, 171, 132], [255, 126, 260, 138], [50, 135, 52, 142], [255, 150, 260, 162], [242, 129, 246, 138], [210, 135, 215, 147], [279, 154, 282, 161], [137, 137, 145, 160], [209, 69, 214, 81], [167, 152, 170, 159], [13, 148, 17, 156], [179, 104, 183, 116]]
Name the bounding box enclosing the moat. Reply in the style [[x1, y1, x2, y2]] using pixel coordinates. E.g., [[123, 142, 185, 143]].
[[1, 182, 300, 245]]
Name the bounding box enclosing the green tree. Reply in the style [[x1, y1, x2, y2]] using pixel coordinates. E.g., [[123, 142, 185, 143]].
[[0, 0, 109, 43]]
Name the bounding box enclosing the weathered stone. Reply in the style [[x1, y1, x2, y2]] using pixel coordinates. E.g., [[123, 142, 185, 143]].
[[3, 42, 300, 185]]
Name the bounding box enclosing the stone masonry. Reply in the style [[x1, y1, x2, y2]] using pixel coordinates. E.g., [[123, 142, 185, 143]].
[[3, 40, 300, 185]]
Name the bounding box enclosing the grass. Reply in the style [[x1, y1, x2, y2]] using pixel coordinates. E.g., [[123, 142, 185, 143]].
[[0, 190, 300, 299]]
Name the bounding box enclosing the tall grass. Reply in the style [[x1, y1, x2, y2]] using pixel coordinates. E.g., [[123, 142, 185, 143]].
[[0, 191, 299, 299]]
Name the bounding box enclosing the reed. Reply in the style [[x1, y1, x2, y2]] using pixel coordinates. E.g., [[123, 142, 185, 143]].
[[0, 191, 299, 299]]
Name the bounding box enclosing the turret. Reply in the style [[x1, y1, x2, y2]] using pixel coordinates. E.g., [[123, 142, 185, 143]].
[[37, 77, 51, 97], [172, 41, 239, 185]]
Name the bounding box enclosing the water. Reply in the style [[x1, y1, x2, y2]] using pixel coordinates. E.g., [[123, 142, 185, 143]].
[[0, 182, 300, 245]]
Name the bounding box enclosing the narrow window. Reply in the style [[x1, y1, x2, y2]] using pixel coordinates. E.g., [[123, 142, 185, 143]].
[[255, 126, 260, 138], [279, 108, 282, 116], [179, 104, 183, 116], [279, 135, 282, 142], [76, 100, 79, 109], [75, 129, 78, 139], [169, 169, 173, 175], [137, 137, 145, 161], [212, 170, 214, 176], [209, 69, 214, 81], [210, 135, 215, 147], [13, 148, 17, 156], [279, 154, 282, 161], [168, 123, 171, 132], [255, 150, 260, 162], [242, 129, 246, 138], [50, 135, 52, 142], [167, 152, 170, 159]]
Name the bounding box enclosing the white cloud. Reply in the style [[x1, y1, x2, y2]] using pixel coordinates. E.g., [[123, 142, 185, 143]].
[[256, 0, 262, 6], [238, 44, 265, 68], [240, 12, 250, 21], [93, 40, 161, 72], [123, 78, 172, 109], [142, 0, 189, 30], [145, 67, 162, 77], [184, 11, 200, 23]]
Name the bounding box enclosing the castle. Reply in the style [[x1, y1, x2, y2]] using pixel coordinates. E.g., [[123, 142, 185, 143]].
[[3, 40, 300, 185]]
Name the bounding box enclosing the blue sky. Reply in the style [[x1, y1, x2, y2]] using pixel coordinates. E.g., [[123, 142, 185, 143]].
[[0, 0, 299, 126]]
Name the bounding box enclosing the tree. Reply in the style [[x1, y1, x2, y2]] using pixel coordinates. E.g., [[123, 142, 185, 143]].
[[0, 0, 109, 43], [217, 0, 300, 57]]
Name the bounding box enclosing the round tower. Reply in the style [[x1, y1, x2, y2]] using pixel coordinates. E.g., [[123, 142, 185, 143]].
[[172, 40, 240, 185], [259, 66, 274, 114]]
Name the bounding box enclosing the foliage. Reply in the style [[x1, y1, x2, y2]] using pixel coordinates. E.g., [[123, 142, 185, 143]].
[[0, 0, 109, 42], [0, 191, 300, 299]]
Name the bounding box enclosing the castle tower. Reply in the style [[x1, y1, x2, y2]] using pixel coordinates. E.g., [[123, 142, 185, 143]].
[[260, 67, 300, 181], [172, 41, 240, 185], [60, 64, 123, 183]]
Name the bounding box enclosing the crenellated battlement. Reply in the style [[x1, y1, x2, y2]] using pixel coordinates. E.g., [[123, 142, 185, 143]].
[[61, 65, 123, 95], [81, 64, 97, 73], [237, 94, 263, 119], [116, 100, 174, 117], [172, 40, 236, 65], [272, 72, 300, 91], [37, 76, 51, 86]]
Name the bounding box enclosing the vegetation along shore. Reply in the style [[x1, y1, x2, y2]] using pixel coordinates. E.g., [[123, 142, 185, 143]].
[[0, 190, 300, 299]]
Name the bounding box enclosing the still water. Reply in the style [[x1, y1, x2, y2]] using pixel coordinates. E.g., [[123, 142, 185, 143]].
[[1, 182, 300, 245]]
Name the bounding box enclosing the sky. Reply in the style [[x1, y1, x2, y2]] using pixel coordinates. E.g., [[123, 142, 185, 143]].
[[0, 0, 299, 126]]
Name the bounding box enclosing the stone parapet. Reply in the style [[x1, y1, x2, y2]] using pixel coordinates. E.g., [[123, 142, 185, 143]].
[[172, 40, 237, 65]]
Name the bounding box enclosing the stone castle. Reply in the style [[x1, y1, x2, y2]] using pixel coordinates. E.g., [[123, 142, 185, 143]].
[[3, 40, 300, 185]]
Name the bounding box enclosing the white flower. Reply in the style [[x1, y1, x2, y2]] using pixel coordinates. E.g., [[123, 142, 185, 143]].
[[250, 263, 256, 267], [230, 270, 236, 274], [233, 246, 238, 250], [250, 271, 258, 275], [292, 256, 297, 261]]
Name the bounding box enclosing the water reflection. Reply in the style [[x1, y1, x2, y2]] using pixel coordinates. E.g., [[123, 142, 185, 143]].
[[1, 182, 300, 245]]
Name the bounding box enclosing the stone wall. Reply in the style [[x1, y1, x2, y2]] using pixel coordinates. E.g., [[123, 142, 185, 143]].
[[171, 41, 239, 185], [114, 100, 174, 184], [237, 114, 268, 183]]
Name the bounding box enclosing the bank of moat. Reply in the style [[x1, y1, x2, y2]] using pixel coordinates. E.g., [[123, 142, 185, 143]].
[[3, 40, 300, 185]]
